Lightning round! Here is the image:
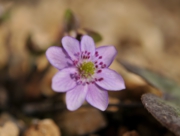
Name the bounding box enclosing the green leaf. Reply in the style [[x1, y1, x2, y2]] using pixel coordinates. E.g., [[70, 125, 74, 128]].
[[84, 29, 102, 43], [64, 9, 79, 31], [120, 61, 180, 106], [142, 93, 180, 136], [120, 61, 180, 135], [0, 9, 11, 23]]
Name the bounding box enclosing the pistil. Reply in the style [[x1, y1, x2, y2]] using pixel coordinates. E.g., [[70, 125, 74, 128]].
[[79, 61, 95, 78]]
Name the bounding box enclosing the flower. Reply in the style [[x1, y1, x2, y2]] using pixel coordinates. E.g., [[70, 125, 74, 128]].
[[46, 35, 125, 111]]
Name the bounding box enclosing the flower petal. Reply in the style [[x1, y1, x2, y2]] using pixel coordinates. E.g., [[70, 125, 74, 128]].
[[62, 36, 80, 60], [52, 67, 77, 92], [46, 46, 73, 70], [81, 35, 95, 56], [95, 68, 125, 91], [86, 84, 108, 111], [96, 46, 117, 67], [66, 84, 88, 111]]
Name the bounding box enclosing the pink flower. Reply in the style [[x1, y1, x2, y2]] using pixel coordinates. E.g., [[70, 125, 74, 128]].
[[46, 35, 125, 111]]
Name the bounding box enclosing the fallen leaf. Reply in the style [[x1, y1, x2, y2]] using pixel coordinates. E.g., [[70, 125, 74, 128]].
[[24, 119, 61, 136], [55, 107, 106, 135], [0, 121, 19, 136], [122, 130, 140, 136]]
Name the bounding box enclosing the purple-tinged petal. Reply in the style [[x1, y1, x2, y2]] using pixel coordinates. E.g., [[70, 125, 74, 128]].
[[52, 67, 77, 92], [66, 84, 88, 111], [62, 36, 80, 60], [46, 46, 73, 70], [81, 35, 95, 57], [95, 68, 125, 91], [86, 84, 108, 111], [96, 46, 117, 67]]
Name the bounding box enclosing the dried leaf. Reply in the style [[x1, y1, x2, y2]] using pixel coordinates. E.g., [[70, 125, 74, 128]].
[[23, 119, 61, 136], [26, 35, 47, 56], [56, 107, 106, 135], [122, 130, 140, 136], [0, 121, 19, 136]]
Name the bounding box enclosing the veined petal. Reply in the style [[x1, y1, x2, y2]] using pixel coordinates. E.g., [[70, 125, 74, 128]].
[[81, 35, 95, 56], [46, 46, 73, 70], [86, 84, 108, 111], [66, 84, 88, 111], [52, 67, 77, 92], [62, 36, 80, 60], [95, 68, 125, 91], [96, 46, 117, 67]]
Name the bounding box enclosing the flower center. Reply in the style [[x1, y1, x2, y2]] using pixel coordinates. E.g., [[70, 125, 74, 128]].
[[79, 62, 95, 78], [71, 51, 106, 85]]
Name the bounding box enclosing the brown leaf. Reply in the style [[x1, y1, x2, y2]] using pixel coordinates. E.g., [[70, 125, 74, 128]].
[[24, 119, 61, 136], [0, 121, 19, 136], [122, 130, 140, 136], [55, 107, 106, 135]]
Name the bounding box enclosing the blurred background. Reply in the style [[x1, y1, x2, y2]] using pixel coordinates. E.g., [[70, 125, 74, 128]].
[[0, 0, 180, 136]]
